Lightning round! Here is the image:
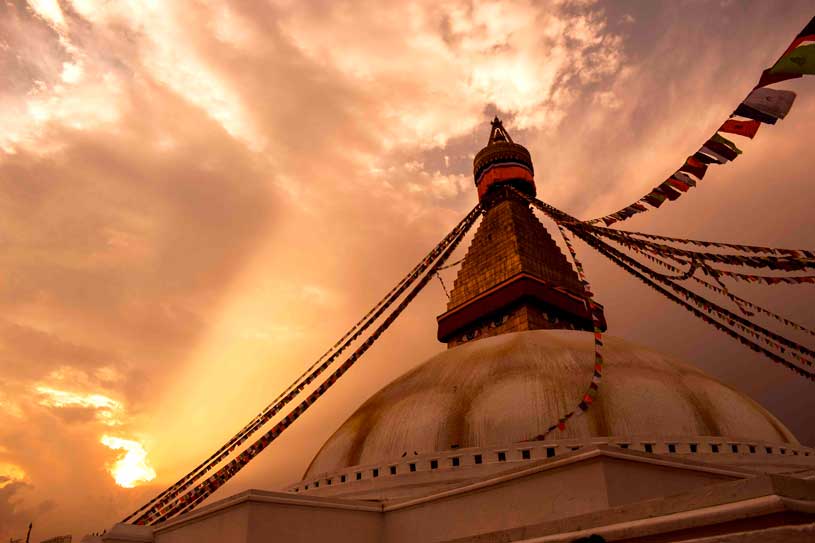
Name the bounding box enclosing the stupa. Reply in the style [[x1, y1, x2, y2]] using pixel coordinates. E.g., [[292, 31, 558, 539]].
[[104, 119, 815, 543]]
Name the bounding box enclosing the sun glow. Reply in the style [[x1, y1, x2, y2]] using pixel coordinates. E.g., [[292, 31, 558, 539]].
[[101, 435, 156, 488], [0, 462, 27, 486]]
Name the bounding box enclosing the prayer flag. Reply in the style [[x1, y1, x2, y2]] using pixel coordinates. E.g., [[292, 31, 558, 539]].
[[702, 139, 739, 161], [710, 133, 743, 154], [786, 16, 815, 52], [756, 68, 801, 88], [655, 183, 682, 201], [733, 103, 777, 125], [692, 151, 720, 165], [642, 192, 666, 207], [719, 119, 760, 139], [666, 177, 690, 192], [699, 146, 729, 163], [672, 171, 697, 187], [769, 43, 815, 76], [678, 157, 708, 179], [743, 88, 796, 119]]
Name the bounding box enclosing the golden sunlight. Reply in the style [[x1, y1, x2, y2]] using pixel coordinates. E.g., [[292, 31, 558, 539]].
[[100, 435, 157, 488], [35, 386, 123, 426], [0, 462, 27, 486]]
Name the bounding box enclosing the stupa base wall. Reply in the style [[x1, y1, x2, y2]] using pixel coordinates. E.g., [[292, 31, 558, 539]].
[[104, 446, 815, 543]]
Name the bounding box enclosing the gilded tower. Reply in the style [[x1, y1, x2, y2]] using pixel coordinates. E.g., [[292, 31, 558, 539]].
[[437, 118, 605, 347]]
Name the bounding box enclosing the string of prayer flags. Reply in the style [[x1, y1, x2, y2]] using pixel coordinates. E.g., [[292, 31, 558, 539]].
[[567, 227, 815, 380], [129, 205, 483, 525], [519, 189, 815, 380], [628, 246, 698, 281], [690, 275, 815, 338], [579, 222, 814, 255], [583, 231, 815, 364], [535, 224, 605, 438], [585, 16, 814, 226], [147, 209, 481, 525], [702, 268, 815, 285], [584, 226, 815, 272], [512, 186, 610, 435], [604, 242, 815, 379], [618, 242, 815, 338]]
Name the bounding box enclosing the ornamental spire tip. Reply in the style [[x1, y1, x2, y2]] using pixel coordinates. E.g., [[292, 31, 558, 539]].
[[488, 116, 513, 144]]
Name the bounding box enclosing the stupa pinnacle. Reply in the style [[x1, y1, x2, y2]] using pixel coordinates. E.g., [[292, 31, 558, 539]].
[[437, 118, 605, 347]]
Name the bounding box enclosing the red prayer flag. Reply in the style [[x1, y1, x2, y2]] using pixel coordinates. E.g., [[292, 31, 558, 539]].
[[756, 68, 802, 88], [719, 119, 760, 139], [666, 177, 690, 192], [679, 157, 708, 179], [781, 32, 815, 57], [655, 184, 681, 201]]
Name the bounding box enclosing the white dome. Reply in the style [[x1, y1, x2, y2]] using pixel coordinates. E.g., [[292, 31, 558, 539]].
[[304, 330, 797, 480]]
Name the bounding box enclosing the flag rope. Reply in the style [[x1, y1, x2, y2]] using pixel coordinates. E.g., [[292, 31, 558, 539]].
[[580, 223, 815, 257], [584, 16, 815, 226], [533, 224, 605, 437], [503, 188, 606, 438], [507, 187, 814, 379], [127, 204, 482, 524], [141, 204, 483, 524], [568, 227, 815, 378], [625, 245, 815, 338], [584, 226, 815, 272], [586, 230, 815, 365]]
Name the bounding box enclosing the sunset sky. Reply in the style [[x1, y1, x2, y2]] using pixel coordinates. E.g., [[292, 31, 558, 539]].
[[2, 0, 815, 540]]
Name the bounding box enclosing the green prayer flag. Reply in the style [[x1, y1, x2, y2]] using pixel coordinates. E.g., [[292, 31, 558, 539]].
[[711, 133, 743, 155], [769, 43, 815, 75]]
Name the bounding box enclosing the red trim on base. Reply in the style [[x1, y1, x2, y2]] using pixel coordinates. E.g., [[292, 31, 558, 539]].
[[476, 165, 536, 201]]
